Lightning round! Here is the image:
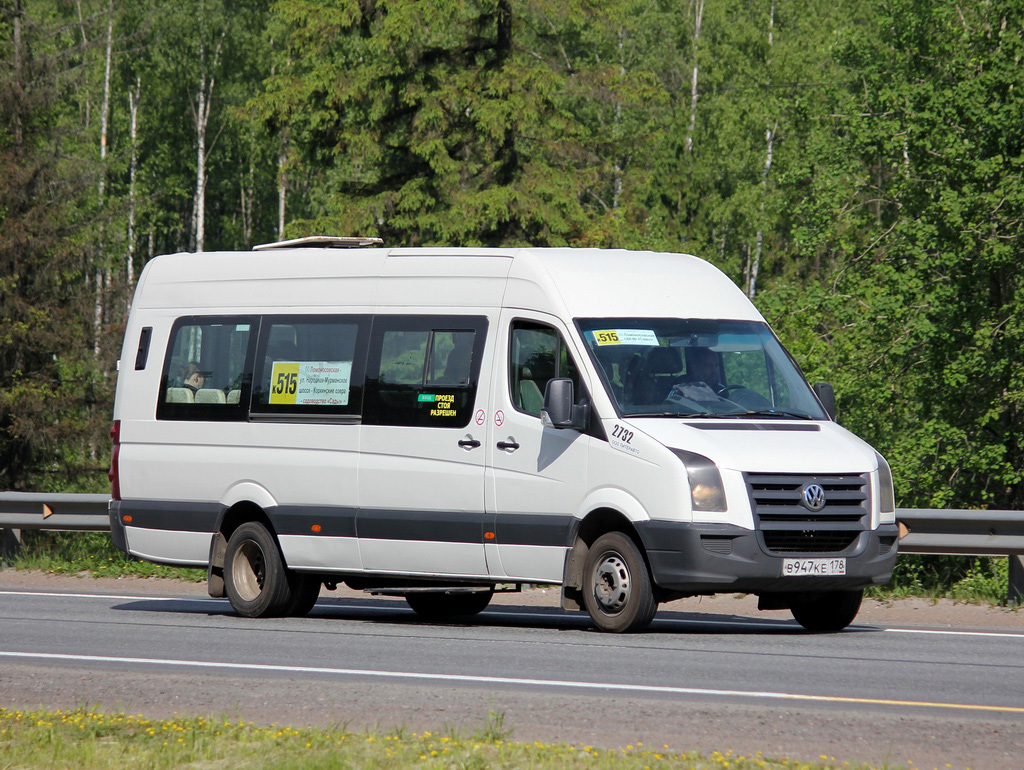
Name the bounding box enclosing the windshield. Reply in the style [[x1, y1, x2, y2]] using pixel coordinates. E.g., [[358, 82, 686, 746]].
[[577, 318, 827, 419]]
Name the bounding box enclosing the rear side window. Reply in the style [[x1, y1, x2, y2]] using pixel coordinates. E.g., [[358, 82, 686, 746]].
[[252, 315, 369, 418], [363, 315, 487, 428], [157, 317, 258, 421]]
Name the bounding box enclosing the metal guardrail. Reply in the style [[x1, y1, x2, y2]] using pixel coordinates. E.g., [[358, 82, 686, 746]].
[[897, 508, 1024, 556], [0, 492, 111, 532], [4, 495, 1023, 552], [0, 492, 110, 567], [1, 494, 1022, 600]]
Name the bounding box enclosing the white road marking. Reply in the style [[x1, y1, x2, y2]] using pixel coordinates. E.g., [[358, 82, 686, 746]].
[[0, 649, 1021, 715]]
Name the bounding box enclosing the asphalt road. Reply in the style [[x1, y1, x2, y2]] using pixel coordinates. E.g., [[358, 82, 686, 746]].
[[1, 583, 1022, 770]]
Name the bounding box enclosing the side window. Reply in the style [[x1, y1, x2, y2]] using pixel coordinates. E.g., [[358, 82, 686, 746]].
[[363, 316, 487, 428], [157, 316, 257, 421], [252, 315, 369, 418], [510, 321, 580, 417]]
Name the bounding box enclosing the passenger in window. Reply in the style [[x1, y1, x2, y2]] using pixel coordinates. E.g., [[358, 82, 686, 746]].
[[183, 362, 206, 394]]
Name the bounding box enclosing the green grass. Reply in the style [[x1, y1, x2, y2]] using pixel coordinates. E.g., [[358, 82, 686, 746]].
[[0, 706, 891, 769], [865, 554, 1012, 605], [7, 532, 204, 582]]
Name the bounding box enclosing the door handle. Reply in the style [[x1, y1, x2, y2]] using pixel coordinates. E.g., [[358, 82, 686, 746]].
[[496, 439, 520, 451], [458, 438, 481, 448]]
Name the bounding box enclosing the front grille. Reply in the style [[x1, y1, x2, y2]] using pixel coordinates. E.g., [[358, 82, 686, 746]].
[[762, 530, 859, 553], [745, 473, 869, 555]]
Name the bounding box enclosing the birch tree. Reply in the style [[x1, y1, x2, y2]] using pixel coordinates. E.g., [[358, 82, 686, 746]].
[[189, 21, 226, 252], [685, 0, 704, 155]]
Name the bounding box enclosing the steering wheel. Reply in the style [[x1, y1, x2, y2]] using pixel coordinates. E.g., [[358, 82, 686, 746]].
[[715, 384, 747, 396]]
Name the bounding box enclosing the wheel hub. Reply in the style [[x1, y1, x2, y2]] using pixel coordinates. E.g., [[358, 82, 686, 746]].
[[593, 553, 631, 614], [232, 540, 266, 602]]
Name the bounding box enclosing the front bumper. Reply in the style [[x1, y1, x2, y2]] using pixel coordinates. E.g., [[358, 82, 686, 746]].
[[636, 520, 899, 594]]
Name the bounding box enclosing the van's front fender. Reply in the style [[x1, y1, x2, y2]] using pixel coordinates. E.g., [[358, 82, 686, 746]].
[[575, 486, 650, 525]]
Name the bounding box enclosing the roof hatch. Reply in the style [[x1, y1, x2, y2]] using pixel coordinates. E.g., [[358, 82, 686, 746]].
[[252, 235, 384, 251]]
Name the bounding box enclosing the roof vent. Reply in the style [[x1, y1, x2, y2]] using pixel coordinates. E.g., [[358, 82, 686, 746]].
[[252, 235, 384, 251]]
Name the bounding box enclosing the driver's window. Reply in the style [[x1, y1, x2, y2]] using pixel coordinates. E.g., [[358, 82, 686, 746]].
[[510, 322, 580, 417]]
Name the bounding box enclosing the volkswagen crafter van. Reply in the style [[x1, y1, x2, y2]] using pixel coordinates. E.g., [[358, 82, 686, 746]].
[[109, 237, 898, 632]]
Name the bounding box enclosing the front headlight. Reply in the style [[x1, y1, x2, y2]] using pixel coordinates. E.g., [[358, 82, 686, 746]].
[[671, 449, 727, 512], [875, 451, 895, 521]]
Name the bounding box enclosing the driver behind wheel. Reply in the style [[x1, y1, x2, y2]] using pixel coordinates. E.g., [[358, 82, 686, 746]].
[[670, 346, 724, 401]]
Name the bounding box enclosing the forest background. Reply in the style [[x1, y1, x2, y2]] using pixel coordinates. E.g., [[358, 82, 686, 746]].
[[2, 0, 1022, 555]]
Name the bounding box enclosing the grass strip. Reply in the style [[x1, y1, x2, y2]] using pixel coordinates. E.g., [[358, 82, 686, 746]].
[[0, 706, 888, 769]]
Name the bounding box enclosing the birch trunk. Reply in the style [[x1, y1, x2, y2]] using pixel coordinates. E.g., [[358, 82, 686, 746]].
[[190, 30, 225, 253], [612, 26, 626, 210], [193, 77, 208, 252], [278, 140, 287, 239], [127, 76, 141, 295], [747, 0, 776, 300], [685, 0, 704, 154], [93, 0, 113, 356], [241, 155, 254, 246], [13, 0, 22, 146]]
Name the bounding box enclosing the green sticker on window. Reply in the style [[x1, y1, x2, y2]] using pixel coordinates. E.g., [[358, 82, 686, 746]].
[[418, 394, 437, 402]]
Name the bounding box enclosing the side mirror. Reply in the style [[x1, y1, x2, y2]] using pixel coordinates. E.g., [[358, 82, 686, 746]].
[[542, 378, 589, 430], [542, 378, 574, 428], [812, 382, 836, 421]]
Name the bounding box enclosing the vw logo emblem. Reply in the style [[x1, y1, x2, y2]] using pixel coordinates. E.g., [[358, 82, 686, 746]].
[[801, 483, 827, 512]]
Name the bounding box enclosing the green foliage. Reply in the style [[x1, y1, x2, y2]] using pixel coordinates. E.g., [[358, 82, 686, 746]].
[[870, 555, 1010, 605], [3, 0, 1024, 587], [9, 532, 204, 581], [1, 1, 114, 491]]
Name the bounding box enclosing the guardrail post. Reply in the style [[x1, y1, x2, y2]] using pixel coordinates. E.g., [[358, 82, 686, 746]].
[[1, 528, 22, 568], [1010, 555, 1024, 606]]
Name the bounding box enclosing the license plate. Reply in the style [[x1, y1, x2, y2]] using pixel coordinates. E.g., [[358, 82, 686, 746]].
[[782, 558, 846, 576]]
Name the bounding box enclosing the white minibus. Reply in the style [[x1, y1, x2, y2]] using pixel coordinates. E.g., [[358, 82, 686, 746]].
[[109, 237, 898, 632]]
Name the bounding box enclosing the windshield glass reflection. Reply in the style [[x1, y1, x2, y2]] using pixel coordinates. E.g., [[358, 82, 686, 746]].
[[576, 318, 826, 420]]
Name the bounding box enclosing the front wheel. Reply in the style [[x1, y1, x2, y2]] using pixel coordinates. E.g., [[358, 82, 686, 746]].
[[790, 589, 863, 632], [405, 588, 494, 620], [224, 522, 294, 618], [582, 532, 658, 633]]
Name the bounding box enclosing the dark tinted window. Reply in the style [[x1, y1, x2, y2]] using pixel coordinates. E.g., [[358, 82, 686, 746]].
[[363, 316, 487, 428]]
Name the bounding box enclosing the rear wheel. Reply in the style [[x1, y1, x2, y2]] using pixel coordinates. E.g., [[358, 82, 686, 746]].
[[790, 589, 863, 632], [582, 532, 658, 633], [405, 588, 494, 620], [284, 574, 321, 617], [224, 522, 293, 618]]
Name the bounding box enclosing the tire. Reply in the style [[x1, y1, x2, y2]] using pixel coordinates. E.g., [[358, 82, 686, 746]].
[[405, 587, 494, 620], [283, 574, 321, 617], [790, 589, 863, 632], [582, 532, 658, 633], [224, 522, 293, 618]]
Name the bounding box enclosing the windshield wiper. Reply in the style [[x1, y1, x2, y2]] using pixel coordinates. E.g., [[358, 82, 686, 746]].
[[626, 411, 715, 418], [741, 409, 815, 420]]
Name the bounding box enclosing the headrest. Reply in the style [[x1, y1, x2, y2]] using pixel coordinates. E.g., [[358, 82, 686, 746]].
[[645, 346, 682, 374]]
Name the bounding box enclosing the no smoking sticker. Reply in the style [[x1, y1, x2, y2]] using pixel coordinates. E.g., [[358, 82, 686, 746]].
[[494, 410, 505, 427], [475, 409, 486, 426]]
